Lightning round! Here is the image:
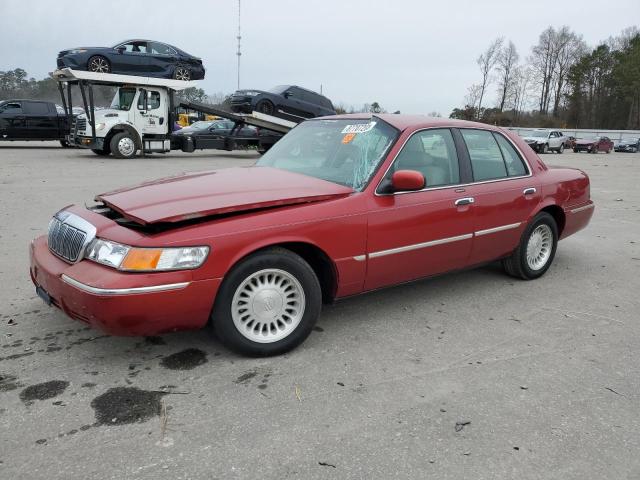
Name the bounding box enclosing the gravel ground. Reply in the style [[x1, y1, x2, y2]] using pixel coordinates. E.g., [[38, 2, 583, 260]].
[[1, 142, 639, 479]]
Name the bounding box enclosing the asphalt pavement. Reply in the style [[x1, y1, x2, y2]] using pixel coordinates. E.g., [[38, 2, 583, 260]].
[[1, 142, 639, 479]]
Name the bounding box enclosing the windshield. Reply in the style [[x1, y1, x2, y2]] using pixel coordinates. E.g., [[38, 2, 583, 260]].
[[529, 131, 549, 138], [110, 88, 137, 111], [257, 118, 398, 190], [268, 85, 289, 94]]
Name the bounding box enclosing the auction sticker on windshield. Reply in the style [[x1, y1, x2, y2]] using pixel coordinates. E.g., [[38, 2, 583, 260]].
[[341, 122, 377, 134]]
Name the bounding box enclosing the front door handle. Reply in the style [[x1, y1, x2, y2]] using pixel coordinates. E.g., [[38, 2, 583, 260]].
[[455, 197, 475, 206], [523, 187, 537, 195]]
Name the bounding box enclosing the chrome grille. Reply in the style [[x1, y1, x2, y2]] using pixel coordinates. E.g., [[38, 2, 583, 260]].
[[48, 217, 87, 262], [76, 118, 87, 131]]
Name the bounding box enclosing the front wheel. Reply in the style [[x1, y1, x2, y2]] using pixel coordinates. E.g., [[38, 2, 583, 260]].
[[255, 100, 275, 115], [87, 55, 111, 73], [211, 248, 322, 356], [542, 143, 549, 154], [110, 132, 138, 159], [503, 212, 558, 280]]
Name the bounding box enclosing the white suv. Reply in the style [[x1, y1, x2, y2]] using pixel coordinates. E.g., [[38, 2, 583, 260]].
[[522, 129, 567, 154]]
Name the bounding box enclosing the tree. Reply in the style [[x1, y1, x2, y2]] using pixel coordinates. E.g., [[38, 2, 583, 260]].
[[476, 37, 504, 117], [370, 102, 382, 113], [496, 41, 519, 111]]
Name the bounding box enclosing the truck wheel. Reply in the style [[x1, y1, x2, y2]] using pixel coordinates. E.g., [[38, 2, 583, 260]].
[[503, 212, 558, 280], [173, 66, 191, 81], [256, 100, 275, 115], [59, 139, 71, 148], [110, 132, 137, 159], [87, 56, 111, 73], [211, 248, 322, 356]]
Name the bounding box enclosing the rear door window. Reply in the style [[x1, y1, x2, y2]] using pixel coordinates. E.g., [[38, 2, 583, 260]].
[[460, 129, 508, 181], [24, 102, 50, 115]]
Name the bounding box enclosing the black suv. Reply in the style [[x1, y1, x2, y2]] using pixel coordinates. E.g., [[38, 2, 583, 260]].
[[230, 85, 335, 119]]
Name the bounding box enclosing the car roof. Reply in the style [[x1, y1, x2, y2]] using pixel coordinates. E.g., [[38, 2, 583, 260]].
[[313, 113, 509, 133]]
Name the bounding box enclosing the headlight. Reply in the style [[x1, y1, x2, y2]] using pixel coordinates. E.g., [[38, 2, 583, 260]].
[[68, 49, 87, 54], [244, 91, 260, 96], [85, 239, 209, 271], [95, 123, 106, 131]]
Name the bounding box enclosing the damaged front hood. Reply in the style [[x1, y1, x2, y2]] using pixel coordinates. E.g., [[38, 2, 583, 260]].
[[96, 166, 354, 225]]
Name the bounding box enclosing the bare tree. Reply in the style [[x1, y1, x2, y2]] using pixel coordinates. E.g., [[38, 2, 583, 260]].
[[464, 84, 483, 111], [551, 27, 587, 116], [511, 65, 533, 121], [476, 37, 504, 117], [427, 111, 442, 117], [496, 41, 519, 111], [530, 27, 560, 114]]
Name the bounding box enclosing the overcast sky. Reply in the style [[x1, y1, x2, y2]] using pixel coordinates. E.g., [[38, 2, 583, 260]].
[[1, 0, 638, 114]]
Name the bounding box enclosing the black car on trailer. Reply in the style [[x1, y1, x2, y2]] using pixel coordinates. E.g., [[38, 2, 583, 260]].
[[230, 85, 335, 120]]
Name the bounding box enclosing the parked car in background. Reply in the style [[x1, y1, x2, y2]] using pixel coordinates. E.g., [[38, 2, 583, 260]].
[[57, 40, 205, 80], [573, 136, 613, 153], [30, 115, 594, 356], [0, 99, 72, 147], [614, 138, 639, 153], [230, 85, 336, 120], [564, 136, 576, 149], [172, 119, 282, 153], [521, 129, 567, 153]]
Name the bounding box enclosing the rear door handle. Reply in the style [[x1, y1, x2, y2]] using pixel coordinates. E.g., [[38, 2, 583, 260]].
[[455, 197, 475, 206], [523, 187, 537, 195]]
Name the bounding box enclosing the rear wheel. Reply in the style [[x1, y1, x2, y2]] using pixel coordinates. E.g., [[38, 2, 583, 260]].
[[59, 139, 71, 148], [503, 212, 558, 280], [211, 248, 322, 356], [87, 56, 111, 73], [255, 100, 275, 115], [542, 143, 549, 154], [173, 66, 191, 81], [110, 132, 137, 159], [558, 144, 564, 154]]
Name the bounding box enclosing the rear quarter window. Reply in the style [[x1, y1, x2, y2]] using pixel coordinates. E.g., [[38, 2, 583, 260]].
[[493, 133, 528, 177]]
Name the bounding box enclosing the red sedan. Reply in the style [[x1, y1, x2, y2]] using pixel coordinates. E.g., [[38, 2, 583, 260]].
[[30, 115, 594, 356], [573, 135, 614, 153]]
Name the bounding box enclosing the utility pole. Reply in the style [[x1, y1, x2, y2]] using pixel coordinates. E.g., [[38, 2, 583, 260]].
[[236, 0, 241, 90]]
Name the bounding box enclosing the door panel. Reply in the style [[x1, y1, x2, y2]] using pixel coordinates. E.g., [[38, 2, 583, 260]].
[[24, 102, 58, 139], [465, 177, 540, 265], [0, 102, 26, 139], [365, 189, 474, 290]]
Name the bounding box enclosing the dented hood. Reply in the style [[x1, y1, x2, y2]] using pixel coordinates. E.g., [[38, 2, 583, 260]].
[[96, 166, 354, 225]]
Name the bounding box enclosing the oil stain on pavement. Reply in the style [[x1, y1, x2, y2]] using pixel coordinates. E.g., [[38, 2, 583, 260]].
[[90, 387, 168, 426], [19, 380, 69, 404], [160, 348, 208, 370]]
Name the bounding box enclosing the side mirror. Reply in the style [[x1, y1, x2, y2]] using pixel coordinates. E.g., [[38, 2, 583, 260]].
[[283, 91, 291, 98], [116, 47, 126, 54], [391, 170, 425, 192]]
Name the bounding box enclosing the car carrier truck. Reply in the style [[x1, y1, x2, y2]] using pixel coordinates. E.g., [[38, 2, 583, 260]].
[[51, 68, 296, 158]]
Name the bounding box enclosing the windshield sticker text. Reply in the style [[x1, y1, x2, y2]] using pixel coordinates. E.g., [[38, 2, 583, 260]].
[[341, 122, 377, 134]]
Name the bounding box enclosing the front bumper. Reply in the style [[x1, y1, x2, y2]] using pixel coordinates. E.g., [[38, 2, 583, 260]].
[[70, 135, 104, 149], [29, 236, 220, 336], [230, 99, 253, 113]]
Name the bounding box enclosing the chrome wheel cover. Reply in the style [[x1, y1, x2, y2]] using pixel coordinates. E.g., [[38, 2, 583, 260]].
[[117, 137, 135, 156], [231, 269, 305, 343], [89, 57, 109, 73], [526, 224, 553, 271], [175, 67, 190, 81]]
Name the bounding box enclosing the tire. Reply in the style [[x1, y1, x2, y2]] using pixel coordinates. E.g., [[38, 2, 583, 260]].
[[255, 100, 275, 116], [502, 212, 558, 280], [606, 147, 611, 154], [591, 146, 597, 154], [91, 148, 110, 156], [109, 131, 137, 159], [542, 143, 549, 154], [573, 148, 578, 153], [59, 139, 71, 148], [173, 66, 191, 81], [558, 144, 564, 154], [211, 247, 322, 356], [87, 55, 111, 73]]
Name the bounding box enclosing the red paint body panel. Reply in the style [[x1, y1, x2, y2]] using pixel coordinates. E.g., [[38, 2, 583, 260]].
[[97, 166, 354, 224], [30, 116, 595, 337]]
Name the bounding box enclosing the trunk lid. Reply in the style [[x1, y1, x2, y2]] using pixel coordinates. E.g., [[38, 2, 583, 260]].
[[96, 167, 353, 225]]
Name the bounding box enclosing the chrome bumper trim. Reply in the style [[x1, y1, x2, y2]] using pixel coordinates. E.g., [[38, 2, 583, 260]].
[[474, 222, 522, 237], [61, 275, 189, 296], [569, 204, 595, 214], [369, 233, 473, 259]]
